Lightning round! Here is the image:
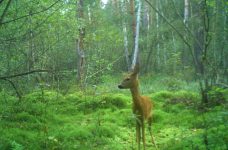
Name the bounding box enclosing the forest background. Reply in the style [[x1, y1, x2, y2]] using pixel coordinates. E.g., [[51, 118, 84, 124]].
[[0, 0, 227, 149]]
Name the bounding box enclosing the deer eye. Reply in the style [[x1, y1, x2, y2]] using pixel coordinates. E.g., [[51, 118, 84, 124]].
[[126, 78, 130, 81]]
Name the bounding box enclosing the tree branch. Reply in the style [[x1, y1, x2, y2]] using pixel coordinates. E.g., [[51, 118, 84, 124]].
[[0, 69, 51, 80], [144, 0, 198, 68], [1, 0, 61, 26], [0, 0, 12, 24], [0, 0, 5, 5], [144, 0, 191, 49]]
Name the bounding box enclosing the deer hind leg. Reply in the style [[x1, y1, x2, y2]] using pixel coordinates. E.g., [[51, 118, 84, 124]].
[[148, 116, 158, 149], [142, 119, 146, 150], [136, 121, 141, 150]]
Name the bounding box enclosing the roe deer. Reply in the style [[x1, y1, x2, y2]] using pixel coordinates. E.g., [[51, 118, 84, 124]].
[[118, 64, 156, 150]]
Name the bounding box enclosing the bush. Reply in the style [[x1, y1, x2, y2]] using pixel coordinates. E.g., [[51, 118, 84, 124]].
[[208, 87, 228, 106], [160, 77, 184, 91]]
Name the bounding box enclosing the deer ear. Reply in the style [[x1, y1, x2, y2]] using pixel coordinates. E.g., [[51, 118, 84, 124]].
[[132, 63, 139, 75]]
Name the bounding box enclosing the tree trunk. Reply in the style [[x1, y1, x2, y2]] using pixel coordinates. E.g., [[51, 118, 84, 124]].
[[28, 11, 35, 72], [155, 0, 160, 71], [131, 0, 141, 69], [77, 0, 86, 87], [121, 0, 130, 70], [130, 0, 136, 51], [184, 0, 189, 26], [143, 1, 151, 73]]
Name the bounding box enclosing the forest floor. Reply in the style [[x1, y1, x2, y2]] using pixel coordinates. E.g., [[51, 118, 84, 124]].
[[0, 76, 227, 150]]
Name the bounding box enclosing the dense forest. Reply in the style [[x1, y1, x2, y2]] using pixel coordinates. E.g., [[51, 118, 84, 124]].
[[0, 0, 227, 149]]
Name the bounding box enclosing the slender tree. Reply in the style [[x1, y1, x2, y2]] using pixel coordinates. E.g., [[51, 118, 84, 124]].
[[77, 0, 86, 87]]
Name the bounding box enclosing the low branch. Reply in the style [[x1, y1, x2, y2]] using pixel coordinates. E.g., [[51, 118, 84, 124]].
[[0, 69, 51, 80]]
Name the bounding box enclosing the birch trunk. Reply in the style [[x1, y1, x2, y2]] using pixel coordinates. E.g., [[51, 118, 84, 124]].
[[131, 0, 141, 69], [121, 0, 130, 70], [156, 0, 160, 69], [184, 0, 189, 26], [144, 2, 151, 73]]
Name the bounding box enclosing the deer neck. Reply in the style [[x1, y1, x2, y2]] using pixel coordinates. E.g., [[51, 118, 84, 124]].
[[130, 85, 141, 105]]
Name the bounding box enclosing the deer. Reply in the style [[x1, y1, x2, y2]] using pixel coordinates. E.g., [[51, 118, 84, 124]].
[[118, 64, 157, 150]]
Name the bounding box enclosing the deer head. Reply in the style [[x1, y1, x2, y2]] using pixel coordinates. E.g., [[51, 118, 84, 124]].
[[118, 64, 139, 89]]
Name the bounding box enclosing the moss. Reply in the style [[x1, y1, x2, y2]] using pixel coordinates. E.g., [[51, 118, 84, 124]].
[[0, 87, 227, 150], [153, 109, 169, 123], [24, 90, 64, 103], [100, 93, 129, 109], [151, 90, 199, 110], [90, 124, 115, 138], [65, 92, 83, 103], [76, 94, 129, 112], [152, 91, 174, 101]]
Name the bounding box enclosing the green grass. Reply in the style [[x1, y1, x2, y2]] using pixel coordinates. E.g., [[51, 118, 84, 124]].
[[0, 77, 227, 150]]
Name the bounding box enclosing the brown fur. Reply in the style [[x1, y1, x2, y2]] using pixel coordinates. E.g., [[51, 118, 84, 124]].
[[118, 64, 156, 150]]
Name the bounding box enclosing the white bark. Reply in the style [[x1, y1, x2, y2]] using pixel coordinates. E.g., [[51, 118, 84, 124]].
[[131, 0, 141, 70], [121, 0, 130, 70], [156, 0, 160, 66], [146, 6, 150, 31], [123, 23, 130, 70], [87, 5, 91, 23], [143, 3, 150, 30], [184, 0, 189, 26]]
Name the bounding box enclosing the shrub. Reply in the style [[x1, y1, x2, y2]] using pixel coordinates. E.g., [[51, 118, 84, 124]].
[[208, 87, 228, 106], [160, 77, 184, 91]]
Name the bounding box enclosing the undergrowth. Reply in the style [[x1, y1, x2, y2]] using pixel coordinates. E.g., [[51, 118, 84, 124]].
[[0, 77, 227, 150]]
